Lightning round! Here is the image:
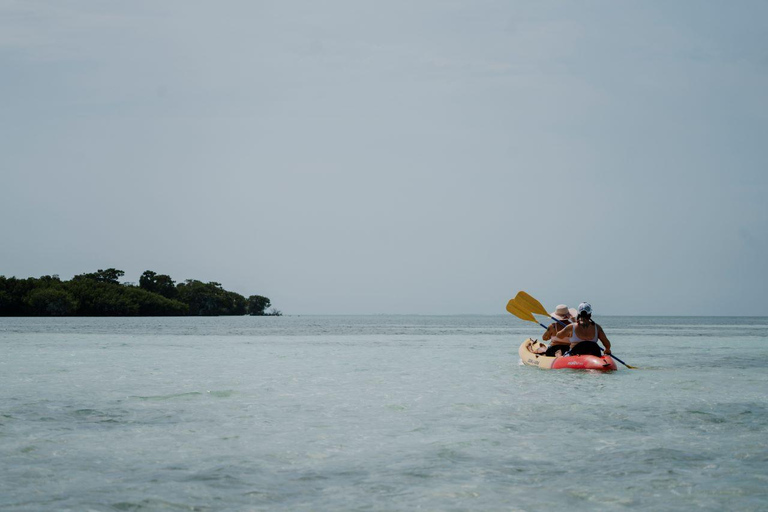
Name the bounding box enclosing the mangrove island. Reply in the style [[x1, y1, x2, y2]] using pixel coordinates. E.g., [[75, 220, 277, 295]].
[[0, 268, 279, 317]]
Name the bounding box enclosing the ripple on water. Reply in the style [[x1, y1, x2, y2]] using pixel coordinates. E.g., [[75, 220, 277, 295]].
[[665, 402, 768, 432], [130, 390, 237, 401], [111, 499, 212, 511], [131, 392, 204, 401]]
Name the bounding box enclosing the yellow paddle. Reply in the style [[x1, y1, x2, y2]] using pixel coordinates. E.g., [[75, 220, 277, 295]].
[[510, 291, 638, 369], [506, 298, 548, 329], [514, 291, 549, 317]]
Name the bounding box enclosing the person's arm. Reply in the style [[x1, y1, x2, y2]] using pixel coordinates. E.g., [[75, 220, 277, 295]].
[[597, 325, 611, 355], [556, 324, 573, 341], [542, 323, 556, 340]]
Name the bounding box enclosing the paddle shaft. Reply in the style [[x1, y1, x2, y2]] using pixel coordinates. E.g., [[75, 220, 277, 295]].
[[601, 350, 635, 369]]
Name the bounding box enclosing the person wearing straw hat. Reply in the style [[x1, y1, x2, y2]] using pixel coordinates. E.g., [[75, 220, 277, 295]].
[[541, 304, 577, 356]]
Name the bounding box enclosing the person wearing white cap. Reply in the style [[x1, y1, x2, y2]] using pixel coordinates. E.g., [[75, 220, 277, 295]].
[[557, 302, 611, 357], [555, 302, 612, 357], [541, 304, 577, 356]]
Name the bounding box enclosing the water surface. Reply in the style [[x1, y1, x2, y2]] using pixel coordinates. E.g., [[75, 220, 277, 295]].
[[1, 316, 767, 510]]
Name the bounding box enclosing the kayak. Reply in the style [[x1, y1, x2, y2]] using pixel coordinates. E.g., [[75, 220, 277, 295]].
[[518, 338, 617, 371]]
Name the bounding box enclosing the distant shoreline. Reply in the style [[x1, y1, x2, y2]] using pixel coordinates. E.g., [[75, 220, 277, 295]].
[[0, 268, 281, 317]]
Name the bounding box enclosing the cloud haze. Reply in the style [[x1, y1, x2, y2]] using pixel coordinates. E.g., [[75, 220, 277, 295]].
[[2, 0, 767, 315]]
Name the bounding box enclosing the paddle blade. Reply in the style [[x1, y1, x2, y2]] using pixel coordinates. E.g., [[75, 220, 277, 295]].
[[514, 291, 549, 316], [506, 299, 537, 323]]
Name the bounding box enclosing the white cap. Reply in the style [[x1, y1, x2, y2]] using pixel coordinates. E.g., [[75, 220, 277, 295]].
[[577, 302, 592, 316]]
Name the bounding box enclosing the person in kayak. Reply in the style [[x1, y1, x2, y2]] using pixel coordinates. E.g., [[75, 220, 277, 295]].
[[541, 304, 576, 356], [554, 302, 611, 357]]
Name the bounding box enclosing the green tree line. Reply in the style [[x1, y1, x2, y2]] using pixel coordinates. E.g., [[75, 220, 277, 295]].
[[0, 269, 279, 317]]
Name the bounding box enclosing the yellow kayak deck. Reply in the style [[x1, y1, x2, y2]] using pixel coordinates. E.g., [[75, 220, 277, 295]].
[[519, 338, 558, 369]]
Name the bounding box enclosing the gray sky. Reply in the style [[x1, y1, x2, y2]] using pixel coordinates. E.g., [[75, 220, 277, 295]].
[[2, 0, 767, 315]]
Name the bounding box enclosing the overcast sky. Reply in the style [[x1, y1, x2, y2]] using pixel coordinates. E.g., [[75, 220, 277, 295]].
[[1, 0, 766, 315]]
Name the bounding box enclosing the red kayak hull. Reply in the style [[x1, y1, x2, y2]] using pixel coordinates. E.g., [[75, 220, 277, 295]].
[[551, 354, 617, 371]]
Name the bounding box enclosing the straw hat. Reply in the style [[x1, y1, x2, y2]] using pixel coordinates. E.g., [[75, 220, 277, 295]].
[[550, 304, 576, 321]]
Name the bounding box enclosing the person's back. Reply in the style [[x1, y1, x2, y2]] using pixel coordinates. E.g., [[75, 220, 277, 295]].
[[566, 302, 611, 357]]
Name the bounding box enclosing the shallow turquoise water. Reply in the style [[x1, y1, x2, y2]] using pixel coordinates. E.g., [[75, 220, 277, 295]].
[[1, 316, 767, 511]]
